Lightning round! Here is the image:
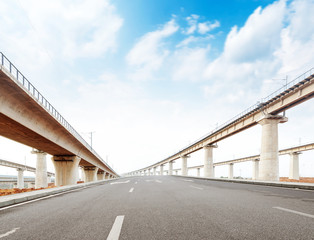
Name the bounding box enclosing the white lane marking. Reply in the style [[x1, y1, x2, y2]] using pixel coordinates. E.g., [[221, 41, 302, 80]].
[[0, 228, 20, 238], [189, 185, 203, 190], [129, 188, 134, 193], [273, 207, 314, 219], [110, 180, 130, 185], [107, 215, 125, 240], [155, 180, 162, 183], [183, 179, 193, 182], [145, 180, 154, 182], [0, 187, 89, 211], [135, 182, 138, 184]]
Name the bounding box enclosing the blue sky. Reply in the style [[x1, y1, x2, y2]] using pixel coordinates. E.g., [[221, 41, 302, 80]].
[[0, 0, 314, 176]]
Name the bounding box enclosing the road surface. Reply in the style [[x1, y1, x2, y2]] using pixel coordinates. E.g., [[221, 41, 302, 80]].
[[0, 176, 314, 239]]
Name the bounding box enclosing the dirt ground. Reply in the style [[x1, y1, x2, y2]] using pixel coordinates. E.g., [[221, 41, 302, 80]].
[[280, 177, 314, 183], [0, 184, 56, 196]]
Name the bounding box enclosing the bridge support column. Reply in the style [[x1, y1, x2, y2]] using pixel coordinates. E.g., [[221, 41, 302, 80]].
[[105, 172, 109, 179], [289, 152, 300, 180], [181, 156, 189, 176], [17, 168, 24, 189], [153, 167, 156, 175], [160, 165, 164, 176], [204, 144, 217, 178], [53, 155, 80, 186], [197, 168, 200, 177], [168, 161, 173, 175], [252, 159, 259, 180], [258, 114, 288, 181], [175, 170, 178, 175], [84, 166, 99, 182], [97, 171, 105, 180], [32, 150, 48, 189], [228, 163, 234, 179], [47, 173, 52, 184]]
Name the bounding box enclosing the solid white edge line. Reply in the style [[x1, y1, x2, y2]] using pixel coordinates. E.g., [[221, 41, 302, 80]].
[[0, 187, 89, 211], [189, 185, 203, 190], [0, 228, 20, 238], [273, 206, 314, 219], [129, 188, 134, 193], [107, 215, 125, 240]]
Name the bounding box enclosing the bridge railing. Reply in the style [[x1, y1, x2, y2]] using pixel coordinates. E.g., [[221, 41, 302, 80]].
[[0, 52, 115, 174], [166, 67, 314, 162]]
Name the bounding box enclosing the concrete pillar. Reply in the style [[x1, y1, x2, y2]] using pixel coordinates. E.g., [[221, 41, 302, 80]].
[[84, 166, 99, 182], [47, 174, 52, 183], [97, 171, 105, 181], [105, 172, 109, 179], [153, 167, 156, 175], [175, 170, 178, 175], [258, 115, 288, 181], [204, 144, 217, 178], [160, 164, 164, 176], [252, 159, 259, 180], [168, 161, 173, 175], [228, 163, 234, 179], [32, 150, 48, 189], [181, 156, 189, 176], [52, 155, 81, 187], [289, 152, 300, 180], [17, 168, 24, 189], [80, 167, 85, 181], [197, 168, 201, 177], [144, 170, 147, 176]]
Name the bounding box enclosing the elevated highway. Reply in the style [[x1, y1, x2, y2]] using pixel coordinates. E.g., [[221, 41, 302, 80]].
[[128, 67, 314, 181], [0, 53, 118, 187]]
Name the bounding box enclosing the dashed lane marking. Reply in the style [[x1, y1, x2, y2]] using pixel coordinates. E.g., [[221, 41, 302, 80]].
[[129, 188, 134, 193], [107, 216, 125, 240], [0, 228, 20, 238], [110, 180, 130, 185], [189, 185, 203, 190], [183, 179, 193, 182], [273, 207, 314, 219], [155, 180, 162, 183]]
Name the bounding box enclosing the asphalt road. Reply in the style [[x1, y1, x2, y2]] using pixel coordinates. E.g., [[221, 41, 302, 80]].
[[0, 176, 314, 240]]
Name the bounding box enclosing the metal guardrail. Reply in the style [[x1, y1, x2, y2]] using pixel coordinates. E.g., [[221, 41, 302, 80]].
[[0, 52, 116, 175]]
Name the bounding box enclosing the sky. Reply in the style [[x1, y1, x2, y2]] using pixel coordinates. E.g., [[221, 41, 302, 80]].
[[0, 0, 314, 178]]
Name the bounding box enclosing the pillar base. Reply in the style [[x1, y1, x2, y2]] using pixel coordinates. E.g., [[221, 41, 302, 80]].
[[53, 155, 81, 186]]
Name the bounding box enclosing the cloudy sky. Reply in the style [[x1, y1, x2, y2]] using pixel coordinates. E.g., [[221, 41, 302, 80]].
[[0, 0, 314, 177]]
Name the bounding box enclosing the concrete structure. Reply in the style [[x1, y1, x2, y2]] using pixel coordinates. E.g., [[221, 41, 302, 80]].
[[0, 53, 118, 187], [17, 168, 24, 189], [53, 156, 80, 186], [0, 158, 55, 188], [84, 166, 99, 182], [127, 68, 314, 181], [289, 152, 300, 180], [204, 144, 217, 178], [228, 163, 234, 179], [181, 156, 189, 176], [252, 160, 259, 180], [168, 161, 173, 175], [258, 115, 288, 181], [197, 168, 201, 177], [32, 149, 48, 189], [160, 165, 164, 176]]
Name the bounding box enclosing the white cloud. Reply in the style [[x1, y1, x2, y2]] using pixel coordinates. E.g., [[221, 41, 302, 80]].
[[183, 14, 199, 34], [0, 0, 123, 61], [198, 20, 220, 34], [126, 19, 179, 80]]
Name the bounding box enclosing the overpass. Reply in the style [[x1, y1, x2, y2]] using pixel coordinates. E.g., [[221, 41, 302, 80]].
[[0, 52, 118, 188], [0, 158, 55, 188], [160, 142, 314, 179], [127, 67, 314, 181]]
